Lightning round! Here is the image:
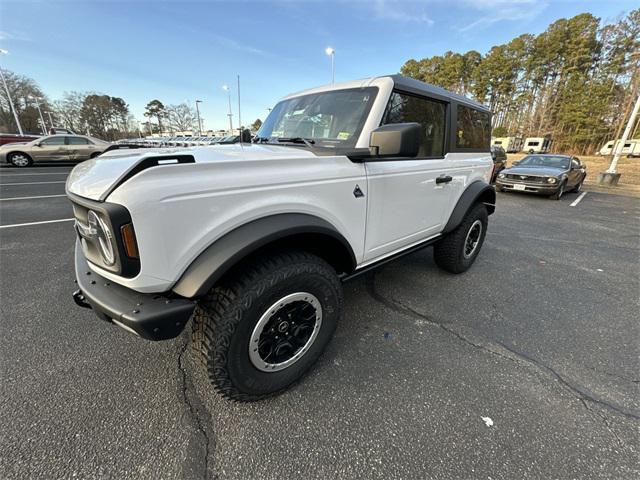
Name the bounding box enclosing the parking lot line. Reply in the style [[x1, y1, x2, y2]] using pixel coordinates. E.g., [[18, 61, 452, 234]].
[[570, 192, 587, 207], [0, 172, 71, 177], [0, 218, 74, 229], [0, 181, 66, 186], [0, 194, 67, 202]]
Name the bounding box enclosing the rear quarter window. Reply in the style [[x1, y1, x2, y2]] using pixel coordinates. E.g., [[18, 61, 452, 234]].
[[456, 105, 490, 149]]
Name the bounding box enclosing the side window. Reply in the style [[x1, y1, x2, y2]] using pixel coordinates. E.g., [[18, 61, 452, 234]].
[[68, 137, 90, 145], [456, 105, 491, 149], [381, 91, 446, 158], [40, 136, 66, 146]]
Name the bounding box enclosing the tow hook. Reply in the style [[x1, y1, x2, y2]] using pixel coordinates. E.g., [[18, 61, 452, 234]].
[[73, 289, 92, 309]]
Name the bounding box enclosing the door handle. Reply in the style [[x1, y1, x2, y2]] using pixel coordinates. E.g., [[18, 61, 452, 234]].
[[436, 175, 453, 184]]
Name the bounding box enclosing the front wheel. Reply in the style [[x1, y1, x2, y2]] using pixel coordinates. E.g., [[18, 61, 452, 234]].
[[551, 181, 565, 200], [8, 152, 33, 167], [192, 251, 342, 401], [434, 203, 488, 274]]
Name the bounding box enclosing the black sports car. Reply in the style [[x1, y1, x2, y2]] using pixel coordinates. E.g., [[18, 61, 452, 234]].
[[495, 154, 586, 200]]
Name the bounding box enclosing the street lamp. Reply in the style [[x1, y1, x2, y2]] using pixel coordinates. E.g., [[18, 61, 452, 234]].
[[28, 95, 47, 135], [222, 85, 233, 134], [45, 110, 54, 129], [325, 47, 335, 84], [195, 100, 203, 136], [0, 49, 24, 135]]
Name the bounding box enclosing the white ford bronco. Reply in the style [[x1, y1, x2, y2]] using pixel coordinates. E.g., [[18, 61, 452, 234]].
[[68, 75, 495, 401]]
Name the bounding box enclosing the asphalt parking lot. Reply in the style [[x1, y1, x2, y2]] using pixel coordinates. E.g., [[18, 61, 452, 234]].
[[1, 163, 638, 479]]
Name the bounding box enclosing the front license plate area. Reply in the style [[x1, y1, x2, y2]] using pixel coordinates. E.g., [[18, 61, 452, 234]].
[[513, 184, 526, 191]]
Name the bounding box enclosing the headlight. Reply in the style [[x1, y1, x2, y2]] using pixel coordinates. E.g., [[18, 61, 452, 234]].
[[498, 173, 506, 179], [87, 210, 115, 265], [547, 177, 558, 184]]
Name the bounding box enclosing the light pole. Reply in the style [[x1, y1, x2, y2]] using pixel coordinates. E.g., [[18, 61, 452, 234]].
[[222, 85, 233, 134], [325, 47, 335, 84], [29, 95, 47, 135], [45, 110, 54, 129], [195, 100, 203, 136], [599, 92, 640, 186], [0, 49, 24, 135]]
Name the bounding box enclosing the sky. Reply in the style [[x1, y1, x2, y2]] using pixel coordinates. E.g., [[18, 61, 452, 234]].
[[0, 0, 637, 131]]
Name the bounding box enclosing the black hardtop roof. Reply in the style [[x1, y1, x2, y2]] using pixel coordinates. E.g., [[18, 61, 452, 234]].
[[388, 74, 491, 113]]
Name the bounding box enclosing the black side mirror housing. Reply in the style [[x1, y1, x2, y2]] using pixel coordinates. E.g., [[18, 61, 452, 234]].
[[369, 123, 421, 158], [512, 160, 520, 166]]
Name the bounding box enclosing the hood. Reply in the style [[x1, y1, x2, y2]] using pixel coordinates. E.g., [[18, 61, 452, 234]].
[[503, 166, 567, 177], [66, 144, 318, 201]]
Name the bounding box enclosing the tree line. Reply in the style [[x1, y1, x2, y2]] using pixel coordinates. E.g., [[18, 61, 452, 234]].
[[400, 10, 640, 154]]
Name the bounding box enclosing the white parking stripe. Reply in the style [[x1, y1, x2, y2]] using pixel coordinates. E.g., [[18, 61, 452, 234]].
[[0, 218, 74, 229], [0, 181, 66, 186], [570, 192, 587, 207], [0, 194, 67, 201]]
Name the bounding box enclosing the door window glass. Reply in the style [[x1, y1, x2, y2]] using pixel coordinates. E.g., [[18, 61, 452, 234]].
[[41, 136, 66, 146], [68, 136, 91, 145], [381, 91, 446, 157], [456, 105, 491, 149]]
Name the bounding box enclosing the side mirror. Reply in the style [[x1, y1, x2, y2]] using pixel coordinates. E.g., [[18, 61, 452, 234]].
[[369, 123, 421, 158], [512, 161, 519, 166]]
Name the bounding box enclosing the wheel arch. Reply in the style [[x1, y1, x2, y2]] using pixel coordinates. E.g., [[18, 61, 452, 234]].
[[443, 180, 495, 234], [172, 213, 356, 298], [6, 150, 33, 163]]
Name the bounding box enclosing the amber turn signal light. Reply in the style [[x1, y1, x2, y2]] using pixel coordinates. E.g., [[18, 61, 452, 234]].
[[120, 223, 139, 258]]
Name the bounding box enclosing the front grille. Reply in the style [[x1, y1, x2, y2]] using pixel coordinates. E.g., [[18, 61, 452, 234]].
[[506, 174, 547, 184]]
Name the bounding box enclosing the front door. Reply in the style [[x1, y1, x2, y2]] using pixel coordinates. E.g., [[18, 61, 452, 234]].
[[31, 136, 69, 161], [363, 91, 453, 262]]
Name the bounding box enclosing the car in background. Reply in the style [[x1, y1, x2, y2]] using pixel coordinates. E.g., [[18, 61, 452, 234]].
[[49, 127, 76, 135], [490, 145, 507, 182], [0, 134, 110, 167], [0, 133, 41, 146], [495, 154, 586, 200]]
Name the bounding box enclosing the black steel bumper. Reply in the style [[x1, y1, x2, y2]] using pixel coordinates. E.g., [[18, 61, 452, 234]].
[[73, 242, 195, 340]]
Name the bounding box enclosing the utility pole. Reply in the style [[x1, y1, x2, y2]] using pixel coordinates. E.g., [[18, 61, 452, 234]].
[[237, 75, 242, 138], [325, 47, 335, 84], [0, 49, 24, 135], [195, 100, 203, 136], [599, 92, 640, 186], [45, 110, 54, 128]]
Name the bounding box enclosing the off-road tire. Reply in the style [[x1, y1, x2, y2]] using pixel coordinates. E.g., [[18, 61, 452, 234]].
[[8, 152, 33, 168], [433, 203, 488, 274], [192, 250, 342, 401]]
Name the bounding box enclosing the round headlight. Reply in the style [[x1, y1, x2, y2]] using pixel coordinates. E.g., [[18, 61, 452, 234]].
[[498, 173, 506, 179], [547, 177, 557, 184], [88, 210, 115, 265]]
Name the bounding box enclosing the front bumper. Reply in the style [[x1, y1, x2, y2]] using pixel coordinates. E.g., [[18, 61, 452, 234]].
[[496, 180, 559, 195], [73, 242, 195, 340]]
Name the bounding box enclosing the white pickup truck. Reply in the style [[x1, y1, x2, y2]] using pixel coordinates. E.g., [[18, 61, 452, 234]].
[[68, 75, 495, 401]]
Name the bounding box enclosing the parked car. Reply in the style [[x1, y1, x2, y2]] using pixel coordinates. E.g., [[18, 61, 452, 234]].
[[495, 154, 586, 200], [490, 145, 507, 182], [68, 74, 495, 401], [0, 134, 110, 167], [0, 133, 41, 146]]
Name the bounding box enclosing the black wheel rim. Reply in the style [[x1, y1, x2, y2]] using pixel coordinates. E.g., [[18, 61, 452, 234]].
[[463, 220, 483, 259], [249, 292, 322, 372]]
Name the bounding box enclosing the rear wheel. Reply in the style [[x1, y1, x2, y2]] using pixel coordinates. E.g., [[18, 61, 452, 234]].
[[192, 250, 342, 401], [434, 203, 488, 274], [8, 152, 33, 167]]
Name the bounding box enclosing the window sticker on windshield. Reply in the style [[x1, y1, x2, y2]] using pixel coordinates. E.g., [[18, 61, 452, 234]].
[[271, 131, 284, 137], [292, 109, 305, 115], [337, 132, 350, 140]]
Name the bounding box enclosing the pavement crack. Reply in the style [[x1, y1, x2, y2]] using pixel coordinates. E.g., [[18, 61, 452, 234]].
[[580, 398, 629, 451], [177, 339, 215, 480], [365, 272, 640, 424]]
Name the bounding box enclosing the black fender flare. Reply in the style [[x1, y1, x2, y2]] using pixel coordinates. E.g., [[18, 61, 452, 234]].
[[172, 213, 356, 298], [442, 181, 495, 234]]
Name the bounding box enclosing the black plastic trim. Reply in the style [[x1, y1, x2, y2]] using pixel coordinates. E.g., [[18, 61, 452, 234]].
[[442, 181, 496, 234], [74, 242, 195, 341], [172, 214, 356, 298]]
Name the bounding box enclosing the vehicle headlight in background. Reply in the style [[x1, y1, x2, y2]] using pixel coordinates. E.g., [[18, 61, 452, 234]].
[[87, 210, 115, 265], [547, 177, 558, 184], [498, 173, 506, 179]]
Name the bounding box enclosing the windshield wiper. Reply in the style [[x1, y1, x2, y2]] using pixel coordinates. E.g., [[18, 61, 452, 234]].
[[276, 137, 316, 148]]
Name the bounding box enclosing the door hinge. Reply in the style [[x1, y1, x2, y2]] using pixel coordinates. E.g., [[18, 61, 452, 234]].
[[353, 184, 364, 198]]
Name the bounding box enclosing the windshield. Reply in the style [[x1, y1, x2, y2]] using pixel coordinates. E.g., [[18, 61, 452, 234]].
[[518, 155, 570, 169], [257, 87, 378, 148]]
